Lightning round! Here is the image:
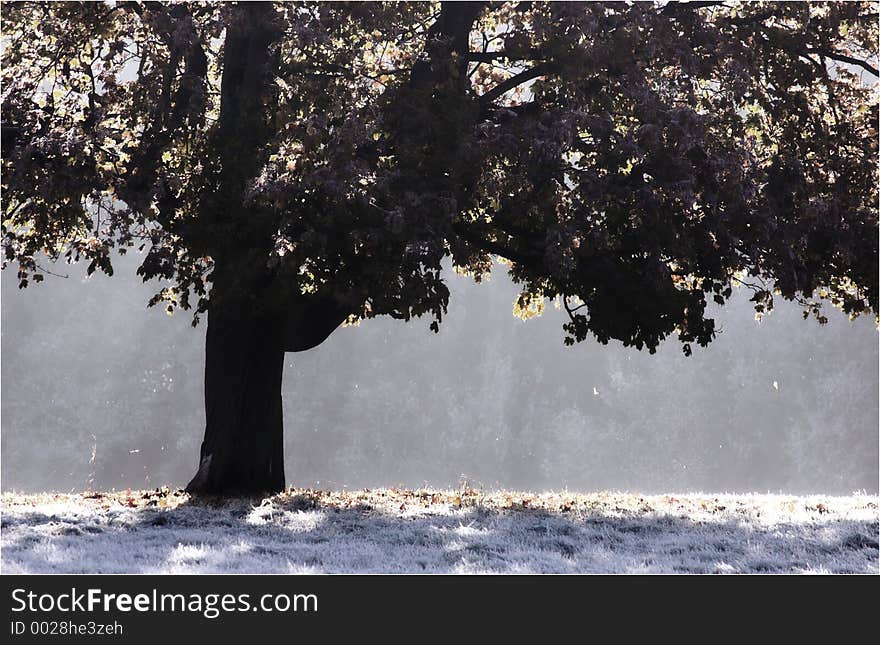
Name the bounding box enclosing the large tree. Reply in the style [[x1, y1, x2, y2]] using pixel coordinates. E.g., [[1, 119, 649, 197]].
[[2, 1, 877, 494]]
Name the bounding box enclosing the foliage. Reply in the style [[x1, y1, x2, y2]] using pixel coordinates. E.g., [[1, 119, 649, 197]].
[[3, 1, 877, 353]]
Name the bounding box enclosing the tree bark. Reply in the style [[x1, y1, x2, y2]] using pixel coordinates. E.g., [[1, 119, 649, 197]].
[[185, 289, 350, 495], [184, 254, 352, 495], [185, 299, 286, 495], [185, 3, 288, 495], [185, 2, 472, 495]]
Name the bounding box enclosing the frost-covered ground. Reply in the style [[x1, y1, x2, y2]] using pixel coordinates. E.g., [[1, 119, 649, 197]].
[[1, 488, 877, 574]]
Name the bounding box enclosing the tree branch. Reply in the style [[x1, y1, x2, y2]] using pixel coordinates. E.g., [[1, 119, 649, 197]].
[[465, 49, 542, 62], [661, 1, 727, 16], [807, 48, 878, 77], [479, 63, 552, 104], [451, 221, 539, 267], [408, 1, 485, 88]]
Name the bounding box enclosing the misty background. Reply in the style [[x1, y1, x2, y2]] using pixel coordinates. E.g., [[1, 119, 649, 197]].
[[1, 252, 877, 494]]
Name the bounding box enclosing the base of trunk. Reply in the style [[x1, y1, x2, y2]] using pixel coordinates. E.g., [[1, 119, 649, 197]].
[[185, 450, 285, 496], [185, 304, 286, 496]]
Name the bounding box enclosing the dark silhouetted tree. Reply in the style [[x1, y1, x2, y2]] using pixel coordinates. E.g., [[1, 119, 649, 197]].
[[3, 1, 877, 494]]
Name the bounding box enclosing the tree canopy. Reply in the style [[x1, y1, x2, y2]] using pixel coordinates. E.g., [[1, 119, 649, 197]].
[[3, 1, 878, 355]]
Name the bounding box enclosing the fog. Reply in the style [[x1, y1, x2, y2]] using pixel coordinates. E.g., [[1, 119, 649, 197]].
[[1, 252, 877, 494]]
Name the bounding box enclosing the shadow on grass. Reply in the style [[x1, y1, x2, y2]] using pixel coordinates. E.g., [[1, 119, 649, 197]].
[[1, 491, 877, 574]]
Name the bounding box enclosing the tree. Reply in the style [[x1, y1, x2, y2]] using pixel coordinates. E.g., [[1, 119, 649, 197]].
[[3, 1, 877, 495]]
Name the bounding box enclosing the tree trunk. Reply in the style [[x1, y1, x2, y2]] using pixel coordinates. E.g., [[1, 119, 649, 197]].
[[185, 302, 286, 495], [184, 4, 286, 496], [184, 278, 351, 495], [183, 4, 354, 495]]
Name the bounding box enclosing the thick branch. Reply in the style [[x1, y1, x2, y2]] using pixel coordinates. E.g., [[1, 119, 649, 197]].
[[452, 221, 539, 267], [808, 48, 878, 77], [283, 293, 350, 352], [479, 63, 552, 104], [409, 1, 485, 88]]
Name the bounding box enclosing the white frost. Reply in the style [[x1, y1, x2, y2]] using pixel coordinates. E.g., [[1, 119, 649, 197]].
[[1, 490, 877, 574]]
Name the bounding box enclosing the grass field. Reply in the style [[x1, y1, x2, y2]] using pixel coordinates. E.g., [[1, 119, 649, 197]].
[[1, 488, 877, 574]]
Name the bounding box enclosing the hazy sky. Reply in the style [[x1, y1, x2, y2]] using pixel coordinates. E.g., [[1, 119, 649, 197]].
[[1, 252, 877, 494]]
